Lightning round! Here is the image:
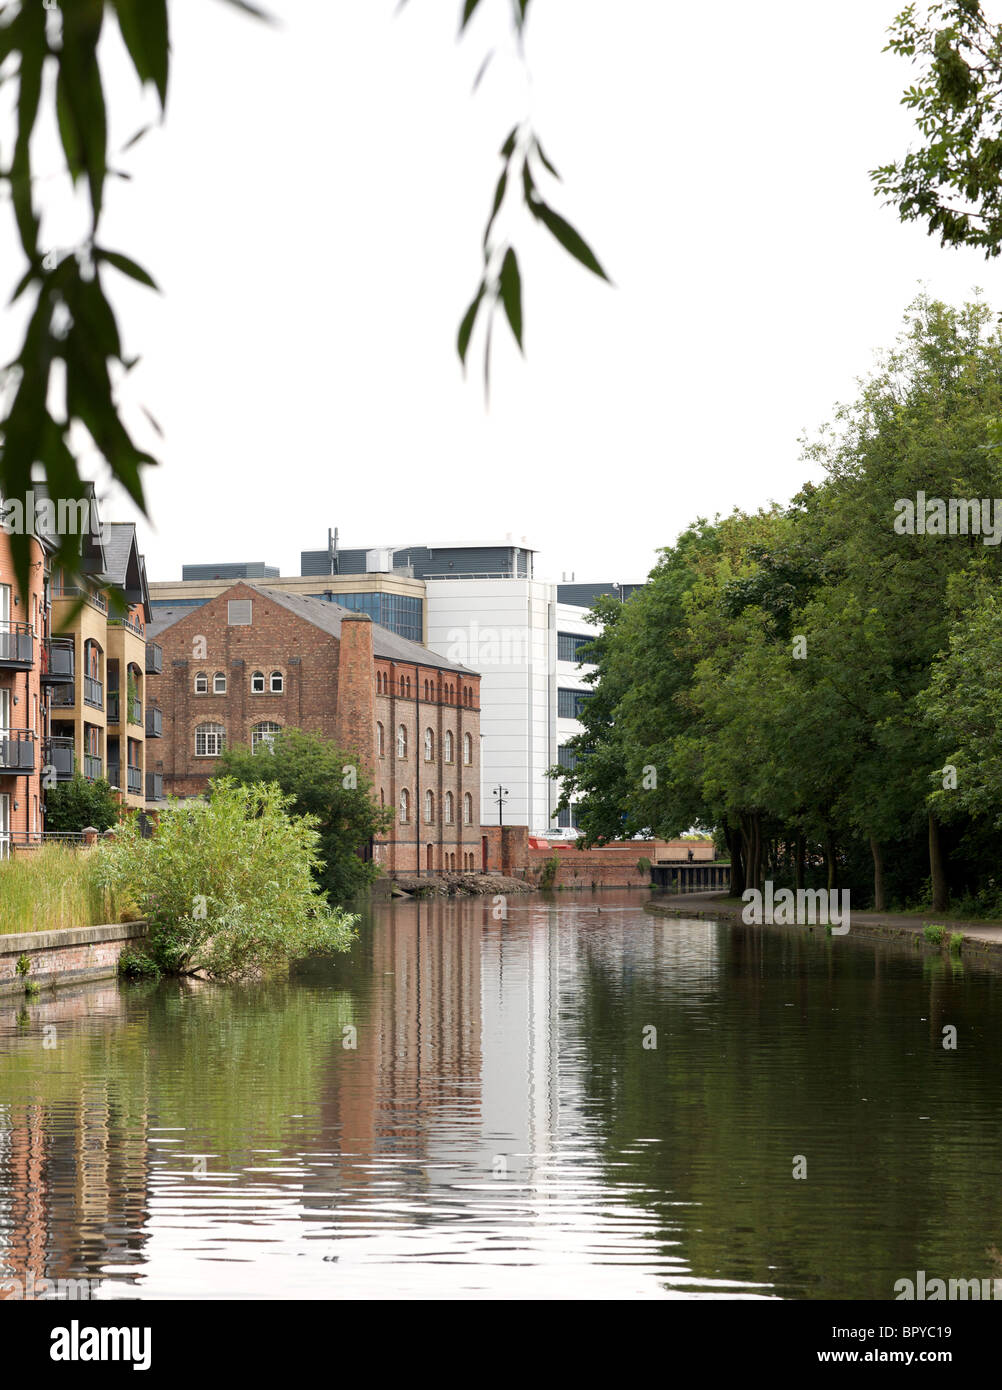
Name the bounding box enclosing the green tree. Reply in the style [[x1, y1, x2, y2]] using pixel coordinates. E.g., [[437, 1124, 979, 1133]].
[[44, 772, 120, 833], [873, 2, 1002, 257], [216, 727, 392, 905], [93, 778, 356, 979]]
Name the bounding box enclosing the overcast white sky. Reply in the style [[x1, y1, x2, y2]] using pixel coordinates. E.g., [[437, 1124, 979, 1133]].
[[4, 0, 1000, 586]]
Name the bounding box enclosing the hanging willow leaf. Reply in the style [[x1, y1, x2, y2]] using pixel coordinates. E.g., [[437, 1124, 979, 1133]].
[[499, 246, 523, 351], [56, 2, 107, 228], [112, 0, 169, 109], [528, 195, 610, 281], [458, 282, 486, 366], [461, 0, 486, 32], [97, 248, 160, 290]]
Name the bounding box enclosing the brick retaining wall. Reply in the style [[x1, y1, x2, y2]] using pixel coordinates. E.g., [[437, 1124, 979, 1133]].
[[0, 921, 147, 998]]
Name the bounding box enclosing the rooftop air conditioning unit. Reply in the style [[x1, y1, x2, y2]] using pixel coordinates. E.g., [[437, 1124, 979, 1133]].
[[366, 548, 393, 573]]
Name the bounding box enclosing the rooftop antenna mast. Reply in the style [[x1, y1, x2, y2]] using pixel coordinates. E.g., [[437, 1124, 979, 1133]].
[[328, 527, 339, 576]]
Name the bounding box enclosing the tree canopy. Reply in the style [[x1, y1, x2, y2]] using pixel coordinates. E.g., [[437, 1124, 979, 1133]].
[[555, 295, 1002, 915]]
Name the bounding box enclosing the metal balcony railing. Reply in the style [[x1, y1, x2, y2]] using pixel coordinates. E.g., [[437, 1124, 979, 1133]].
[[107, 690, 120, 722], [145, 706, 162, 737], [0, 729, 36, 773], [83, 753, 102, 780], [127, 765, 142, 795], [83, 675, 103, 709], [44, 736, 74, 781], [128, 697, 142, 726], [0, 622, 34, 668], [146, 770, 164, 801], [41, 636, 74, 683], [145, 642, 163, 674]]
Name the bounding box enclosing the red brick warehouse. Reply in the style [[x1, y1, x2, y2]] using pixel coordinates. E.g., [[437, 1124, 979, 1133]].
[[145, 582, 482, 874]]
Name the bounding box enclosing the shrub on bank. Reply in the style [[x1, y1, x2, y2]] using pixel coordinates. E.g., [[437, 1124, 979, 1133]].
[[92, 779, 358, 980]]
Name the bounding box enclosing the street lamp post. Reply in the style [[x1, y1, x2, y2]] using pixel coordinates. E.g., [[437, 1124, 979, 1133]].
[[492, 785, 509, 827]]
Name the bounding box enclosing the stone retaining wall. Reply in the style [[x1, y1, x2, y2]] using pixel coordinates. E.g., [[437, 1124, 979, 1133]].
[[0, 921, 147, 998]]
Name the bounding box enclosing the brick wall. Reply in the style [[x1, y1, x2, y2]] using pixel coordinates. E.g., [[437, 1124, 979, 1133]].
[[0, 530, 47, 842], [146, 583, 481, 871]]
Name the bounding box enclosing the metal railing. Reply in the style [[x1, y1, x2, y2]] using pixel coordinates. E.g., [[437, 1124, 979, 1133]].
[[145, 706, 162, 737], [107, 689, 120, 722], [0, 621, 34, 666], [127, 765, 142, 795], [107, 761, 120, 787], [83, 675, 103, 709], [52, 585, 108, 614], [41, 636, 75, 682], [128, 697, 142, 726], [146, 771, 164, 801], [145, 642, 163, 674], [83, 753, 102, 780], [44, 736, 74, 781], [109, 613, 144, 636], [0, 729, 36, 773]]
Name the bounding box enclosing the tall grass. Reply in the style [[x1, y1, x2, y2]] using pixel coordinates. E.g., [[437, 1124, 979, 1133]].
[[0, 845, 135, 935]]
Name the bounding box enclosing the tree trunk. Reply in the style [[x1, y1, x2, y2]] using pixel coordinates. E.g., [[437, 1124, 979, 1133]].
[[870, 837, 885, 913], [795, 834, 805, 891], [824, 827, 837, 891], [726, 823, 745, 897], [929, 809, 949, 913]]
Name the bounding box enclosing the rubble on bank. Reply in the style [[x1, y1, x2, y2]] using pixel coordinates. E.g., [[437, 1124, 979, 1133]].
[[390, 872, 532, 898]]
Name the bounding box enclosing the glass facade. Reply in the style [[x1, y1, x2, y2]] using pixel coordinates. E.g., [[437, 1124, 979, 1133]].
[[316, 591, 423, 643], [558, 632, 593, 663], [558, 688, 593, 719]]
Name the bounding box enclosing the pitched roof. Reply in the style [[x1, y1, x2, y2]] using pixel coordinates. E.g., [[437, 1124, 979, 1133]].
[[147, 583, 478, 675]]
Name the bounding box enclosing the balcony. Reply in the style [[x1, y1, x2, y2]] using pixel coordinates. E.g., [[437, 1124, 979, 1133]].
[[0, 729, 35, 774], [146, 770, 164, 802], [52, 585, 107, 615], [44, 736, 74, 782], [41, 636, 74, 684], [145, 642, 163, 675], [145, 706, 162, 738], [127, 764, 142, 796], [0, 622, 34, 670], [128, 697, 142, 727], [49, 683, 75, 709], [109, 613, 144, 637], [83, 675, 103, 710], [107, 761, 120, 787], [83, 753, 103, 781], [107, 689, 120, 723]]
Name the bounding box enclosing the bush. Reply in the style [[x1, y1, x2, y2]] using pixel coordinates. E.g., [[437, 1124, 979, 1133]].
[[44, 773, 120, 833], [923, 924, 947, 945], [539, 855, 560, 889], [92, 780, 358, 980], [949, 931, 964, 954], [216, 728, 392, 905]]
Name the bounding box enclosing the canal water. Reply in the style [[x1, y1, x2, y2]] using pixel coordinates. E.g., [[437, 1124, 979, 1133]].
[[2, 890, 1002, 1300]]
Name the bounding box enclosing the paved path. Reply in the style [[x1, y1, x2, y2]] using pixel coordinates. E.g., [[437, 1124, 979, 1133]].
[[646, 891, 1002, 954]]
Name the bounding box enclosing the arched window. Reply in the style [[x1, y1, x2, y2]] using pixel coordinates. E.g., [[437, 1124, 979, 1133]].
[[424, 789, 435, 823], [397, 725, 407, 759], [444, 730, 454, 763], [270, 671, 283, 693], [195, 722, 225, 757], [424, 727, 434, 761], [424, 680, 430, 701], [463, 732, 472, 765], [463, 792, 473, 824], [463, 686, 469, 706], [444, 791, 454, 824], [376, 721, 385, 757], [213, 671, 226, 694], [194, 672, 208, 694], [406, 676, 412, 698], [251, 671, 265, 693], [399, 788, 410, 822], [252, 721, 280, 751]]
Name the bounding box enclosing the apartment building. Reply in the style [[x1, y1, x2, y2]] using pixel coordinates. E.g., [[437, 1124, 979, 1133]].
[[145, 583, 481, 874]]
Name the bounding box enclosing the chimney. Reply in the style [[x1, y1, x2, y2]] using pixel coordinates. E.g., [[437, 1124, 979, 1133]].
[[335, 613, 376, 774]]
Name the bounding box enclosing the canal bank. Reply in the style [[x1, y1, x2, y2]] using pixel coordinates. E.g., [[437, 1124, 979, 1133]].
[[0, 920, 148, 997], [646, 890, 1002, 967]]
